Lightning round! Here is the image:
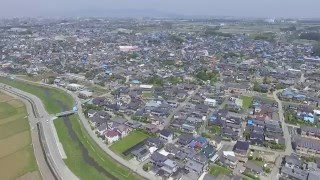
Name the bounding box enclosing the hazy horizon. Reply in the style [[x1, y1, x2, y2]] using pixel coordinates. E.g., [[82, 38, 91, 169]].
[[1, 0, 320, 19]]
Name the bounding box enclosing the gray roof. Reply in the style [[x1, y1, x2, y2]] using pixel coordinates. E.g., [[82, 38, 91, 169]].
[[293, 136, 320, 152], [284, 154, 302, 167], [281, 166, 308, 180], [163, 159, 177, 168], [131, 146, 150, 158], [244, 161, 263, 173], [185, 159, 204, 173], [301, 126, 320, 135], [203, 174, 217, 180]]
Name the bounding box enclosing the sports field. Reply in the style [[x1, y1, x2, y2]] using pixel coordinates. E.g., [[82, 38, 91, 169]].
[[0, 92, 40, 180]]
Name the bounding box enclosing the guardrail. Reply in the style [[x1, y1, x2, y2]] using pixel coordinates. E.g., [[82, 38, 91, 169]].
[[0, 85, 61, 180]]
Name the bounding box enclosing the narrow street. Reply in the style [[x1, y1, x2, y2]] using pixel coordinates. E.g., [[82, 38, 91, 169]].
[[163, 86, 201, 128]]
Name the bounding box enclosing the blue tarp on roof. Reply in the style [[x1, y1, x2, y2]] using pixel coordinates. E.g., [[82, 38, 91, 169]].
[[304, 116, 315, 123], [105, 70, 112, 74], [131, 80, 141, 84], [294, 94, 306, 98], [283, 90, 294, 95], [247, 120, 253, 125]]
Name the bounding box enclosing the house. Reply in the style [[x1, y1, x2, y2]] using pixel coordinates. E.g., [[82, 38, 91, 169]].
[[293, 136, 320, 155], [203, 174, 217, 180], [233, 141, 249, 158], [182, 124, 196, 134], [87, 109, 97, 118], [211, 136, 222, 150], [244, 161, 263, 175], [185, 159, 204, 175], [284, 154, 302, 169], [159, 129, 174, 142], [96, 124, 108, 136], [146, 137, 164, 149], [125, 120, 142, 129], [151, 151, 168, 167], [89, 114, 109, 127], [281, 166, 308, 180], [222, 151, 238, 169], [189, 136, 208, 149], [201, 145, 216, 159], [300, 126, 320, 139], [116, 124, 131, 138], [105, 130, 120, 144], [249, 132, 264, 145], [161, 159, 178, 174], [204, 98, 217, 107], [193, 153, 209, 165], [178, 134, 194, 146], [131, 145, 150, 162]]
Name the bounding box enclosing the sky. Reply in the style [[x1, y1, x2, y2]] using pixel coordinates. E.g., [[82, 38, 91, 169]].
[[1, 0, 320, 18]]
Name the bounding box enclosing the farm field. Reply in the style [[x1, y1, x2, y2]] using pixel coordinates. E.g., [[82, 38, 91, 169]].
[[0, 92, 39, 180]]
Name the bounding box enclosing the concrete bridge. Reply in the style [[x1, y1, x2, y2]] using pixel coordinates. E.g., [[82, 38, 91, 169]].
[[55, 106, 78, 117]]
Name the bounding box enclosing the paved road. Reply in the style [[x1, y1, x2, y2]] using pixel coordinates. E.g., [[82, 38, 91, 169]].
[[0, 84, 78, 180], [163, 86, 201, 128], [269, 89, 293, 179]]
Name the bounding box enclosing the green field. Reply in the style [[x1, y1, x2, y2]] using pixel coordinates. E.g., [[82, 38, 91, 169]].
[[110, 131, 150, 155], [209, 164, 232, 176], [0, 93, 39, 180], [240, 96, 253, 109], [0, 77, 73, 114], [0, 77, 141, 180]]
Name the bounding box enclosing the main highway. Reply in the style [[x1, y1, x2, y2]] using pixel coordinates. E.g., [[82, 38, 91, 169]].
[[0, 84, 78, 180]]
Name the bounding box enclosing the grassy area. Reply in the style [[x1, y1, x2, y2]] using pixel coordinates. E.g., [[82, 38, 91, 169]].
[[55, 116, 141, 180], [210, 125, 222, 134], [209, 164, 232, 176], [240, 96, 253, 109], [0, 93, 39, 179], [0, 78, 142, 180], [142, 92, 153, 99], [0, 77, 73, 114], [110, 131, 149, 155]]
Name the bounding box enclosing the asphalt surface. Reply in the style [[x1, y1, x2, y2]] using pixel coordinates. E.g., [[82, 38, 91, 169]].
[[0, 84, 78, 180]]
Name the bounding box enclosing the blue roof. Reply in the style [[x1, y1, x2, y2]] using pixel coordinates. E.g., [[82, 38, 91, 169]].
[[247, 120, 253, 125], [304, 116, 315, 123], [105, 70, 112, 74], [195, 136, 207, 144], [101, 64, 108, 68], [189, 140, 196, 148], [131, 80, 141, 84], [294, 94, 306, 98], [283, 90, 294, 95]]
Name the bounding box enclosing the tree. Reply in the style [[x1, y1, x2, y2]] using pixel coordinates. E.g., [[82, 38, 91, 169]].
[[313, 43, 320, 56], [143, 163, 150, 171]]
